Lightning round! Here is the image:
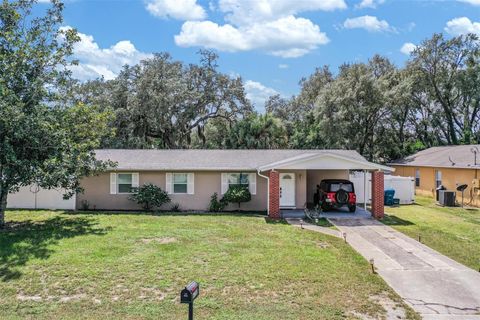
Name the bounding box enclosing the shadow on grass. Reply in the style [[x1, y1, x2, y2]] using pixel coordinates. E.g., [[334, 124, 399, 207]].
[[0, 216, 110, 282], [64, 210, 267, 218], [382, 214, 415, 226], [264, 217, 289, 224]]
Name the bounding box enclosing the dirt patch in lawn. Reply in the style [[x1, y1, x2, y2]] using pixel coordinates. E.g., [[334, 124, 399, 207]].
[[351, 293, 410, 320], [139, 237, 177, 244]]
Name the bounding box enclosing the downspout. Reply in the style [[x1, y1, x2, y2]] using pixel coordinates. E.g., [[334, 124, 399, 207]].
[[257, 169, 270, 215], [363, 169, 367, 210]]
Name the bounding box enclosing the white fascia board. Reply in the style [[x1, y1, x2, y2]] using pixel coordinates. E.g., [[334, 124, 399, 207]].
[[258, 153, 394, 172]]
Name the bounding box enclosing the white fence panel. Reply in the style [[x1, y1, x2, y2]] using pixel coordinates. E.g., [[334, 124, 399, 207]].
[[7, 185, 76, 210], [349, 172, 415, 205]]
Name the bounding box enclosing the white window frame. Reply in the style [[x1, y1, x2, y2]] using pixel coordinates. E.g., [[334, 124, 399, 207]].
[[221, 172, 256, 195], [110, 172, 139, 195], [435, 169, 442, 188], [415, 168, 420, 187], [166, 173, 194, 195]]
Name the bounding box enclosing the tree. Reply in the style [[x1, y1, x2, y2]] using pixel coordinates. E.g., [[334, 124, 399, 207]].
[[225, 113, 288, 149], [0, 0, 114, 227], [409, 33, 480, 145], [70, 50, 253, 149], [222, 185, 251, 209], [129, 183, 170, 211]]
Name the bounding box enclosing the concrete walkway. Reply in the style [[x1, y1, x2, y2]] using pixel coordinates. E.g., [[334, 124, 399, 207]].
[[328, 217, 480, 319]]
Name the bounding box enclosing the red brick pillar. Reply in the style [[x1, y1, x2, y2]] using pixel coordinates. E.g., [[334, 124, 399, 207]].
[[371, 171, 384, 219], [269, 170, 280, 219]]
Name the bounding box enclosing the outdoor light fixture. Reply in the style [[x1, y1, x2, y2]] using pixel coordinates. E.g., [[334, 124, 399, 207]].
[[343, 232, 347, 243], [369, 259, 376, 274]]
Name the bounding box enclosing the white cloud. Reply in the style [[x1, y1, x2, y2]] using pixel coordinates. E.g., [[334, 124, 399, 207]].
[[175, 16, 329, 58], [445, 17, 480, 36], [343, 15, 394, 32], [400, 42, 417, 55], [62, 27, 151, 81], [458, 0, 480, 5], [146, 0, 206, 21], [244, 80, 279, 111], [356, 0, 385, 9], [278, 64, 289, 69], [219, 0, 347, 25]]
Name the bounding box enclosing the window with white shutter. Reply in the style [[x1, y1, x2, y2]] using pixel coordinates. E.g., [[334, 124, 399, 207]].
[[165, 173, 173, 194], [166, 173, 194, 194], [248, 173, 257, 195], [221, 173, 255, 194], [187, 173, 194, 195], [221, 173, 228, 194], [110, 173, 117, 194]]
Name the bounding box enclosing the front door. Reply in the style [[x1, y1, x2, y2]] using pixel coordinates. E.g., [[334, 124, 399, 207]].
[[280, 173, 295, 207]]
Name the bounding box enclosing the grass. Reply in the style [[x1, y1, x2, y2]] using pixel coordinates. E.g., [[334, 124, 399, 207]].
[[307, 217, 337, 229], [0, 210, 417, 320], [383, 196, 480, 270]]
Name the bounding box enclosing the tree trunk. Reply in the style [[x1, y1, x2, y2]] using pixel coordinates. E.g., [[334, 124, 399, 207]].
[[0, 186, 8, 229]]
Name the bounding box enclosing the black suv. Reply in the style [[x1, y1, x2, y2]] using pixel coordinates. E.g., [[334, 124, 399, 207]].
[[315, 179, 357, 213]]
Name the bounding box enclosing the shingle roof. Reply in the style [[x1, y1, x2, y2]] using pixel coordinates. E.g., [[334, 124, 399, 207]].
[[94, 149, 369, 171], [389, 145, 480, 169]]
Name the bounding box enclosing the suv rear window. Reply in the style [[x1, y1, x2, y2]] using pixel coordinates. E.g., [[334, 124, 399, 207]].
[[329, 183, 353, 193]]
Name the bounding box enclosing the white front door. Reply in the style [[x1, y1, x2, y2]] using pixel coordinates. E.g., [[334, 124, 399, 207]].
[[280, 173, 295, 207]]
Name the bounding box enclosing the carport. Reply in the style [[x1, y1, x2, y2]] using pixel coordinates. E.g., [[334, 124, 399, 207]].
[[257, 152, 394, 219]]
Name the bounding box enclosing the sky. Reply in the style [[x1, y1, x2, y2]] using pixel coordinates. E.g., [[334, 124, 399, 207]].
[[37, 0, 480, 111]]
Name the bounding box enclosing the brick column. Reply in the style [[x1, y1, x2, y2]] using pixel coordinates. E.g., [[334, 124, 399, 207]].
[[371, 171, 384, 219], [268, 170, 280, 219]]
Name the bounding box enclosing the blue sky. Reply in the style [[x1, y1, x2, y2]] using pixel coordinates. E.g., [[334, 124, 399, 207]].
[[38, 0, 480, 111]]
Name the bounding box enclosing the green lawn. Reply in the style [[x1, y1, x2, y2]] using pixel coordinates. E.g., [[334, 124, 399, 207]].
[[0, 210, 417, 320], [383, 196, 480, 270]]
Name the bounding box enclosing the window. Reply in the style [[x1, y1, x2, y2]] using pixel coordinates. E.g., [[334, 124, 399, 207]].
[[173, 173, 188, 194], [166, 173, 194, 194], [329, 183, 353, 193], [110, 173, 139, 195], [221, 173, 256, 195], [415, 169, 420, 187], [118, 173, 133, 193], [435, 170, 442, 188], [227, 173, 249, 188]]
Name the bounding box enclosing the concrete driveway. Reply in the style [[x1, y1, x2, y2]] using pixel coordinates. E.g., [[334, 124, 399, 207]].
[[329, 217, 480, 320]]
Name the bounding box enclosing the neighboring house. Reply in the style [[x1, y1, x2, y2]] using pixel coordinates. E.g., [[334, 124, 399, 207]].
[[389, 145, 480, 205], [76, 149, 392, 218]]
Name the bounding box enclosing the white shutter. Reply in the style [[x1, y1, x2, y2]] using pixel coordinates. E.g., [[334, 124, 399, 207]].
[[221, 173, 228, 194], [249, 173, 257, 195], [165, 173, 173, 194], [187, 173, 194, 195], [110, 173, 117, 195], [132, 173, 139, 188]]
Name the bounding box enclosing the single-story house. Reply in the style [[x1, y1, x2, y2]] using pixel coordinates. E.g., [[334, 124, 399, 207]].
[[76, 149, 392, 218], [389, 145, 480, 205]]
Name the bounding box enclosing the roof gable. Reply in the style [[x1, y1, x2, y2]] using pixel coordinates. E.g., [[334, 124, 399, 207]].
[[390, 145, 480, 169]]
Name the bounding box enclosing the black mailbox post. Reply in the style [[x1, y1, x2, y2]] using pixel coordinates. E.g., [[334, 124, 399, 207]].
[[180, 281, 199, 320]]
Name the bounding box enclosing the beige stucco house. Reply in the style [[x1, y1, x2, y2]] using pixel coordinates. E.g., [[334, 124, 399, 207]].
[[77, 149, 392, 218], [390, 145, 480, 206]]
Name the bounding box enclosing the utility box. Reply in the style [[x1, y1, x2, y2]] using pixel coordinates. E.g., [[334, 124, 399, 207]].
[[439, 190, 456, 207]]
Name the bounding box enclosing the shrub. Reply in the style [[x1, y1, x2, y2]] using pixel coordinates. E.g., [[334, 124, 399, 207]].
[[222, 185, 251, 209], [129, 183, 170, 211], [170, 203, 181, 212], [80, 200, 90, 211], [209, 192, 226, 212]]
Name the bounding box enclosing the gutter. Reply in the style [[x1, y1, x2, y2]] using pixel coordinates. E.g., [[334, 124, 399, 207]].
[[257, 168, 270, 216]]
